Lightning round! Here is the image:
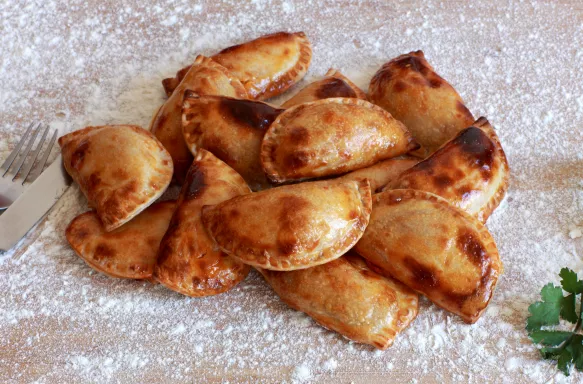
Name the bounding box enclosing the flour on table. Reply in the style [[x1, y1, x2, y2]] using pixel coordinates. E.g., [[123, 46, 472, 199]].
[[1, 0, 583, 383]]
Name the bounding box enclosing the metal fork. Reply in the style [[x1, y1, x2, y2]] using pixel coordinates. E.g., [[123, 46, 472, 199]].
[[0, 123, 58, 210]]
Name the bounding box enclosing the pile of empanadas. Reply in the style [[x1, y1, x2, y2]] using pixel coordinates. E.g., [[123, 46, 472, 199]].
[[61, 32, 509, 350]]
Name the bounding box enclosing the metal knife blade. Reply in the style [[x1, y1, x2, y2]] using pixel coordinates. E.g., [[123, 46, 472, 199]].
[[0, 154, 71, 251]]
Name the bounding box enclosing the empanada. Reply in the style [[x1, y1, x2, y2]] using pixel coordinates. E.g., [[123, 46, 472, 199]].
[[386, 120, 509, 222], [281, 68, 367, 108], [154, 150, 251, 296], [257, 251, 418, 350], [59, 125, 173, 231], [66, 201, 176, 279], [339, 156, 419, 192], [182, 92, 284, 190], [369, 50, 474, 155], [162, 32, 312, 100], [151, 55, 248, 182], [261, 98, 418, 183], [354, 189, 503, 323], [202, 179, 372, 271]]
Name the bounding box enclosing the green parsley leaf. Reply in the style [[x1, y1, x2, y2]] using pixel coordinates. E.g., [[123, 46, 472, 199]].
[[526, 283, 563, 331], [570, 335, 583, 370], [540, 346, 562, 359], [530, 330, 573, 346], [527, 268, 583, 376], [558, 349, 573, 376], [560, 268, 583, 294], [561, 293, 578, 324]]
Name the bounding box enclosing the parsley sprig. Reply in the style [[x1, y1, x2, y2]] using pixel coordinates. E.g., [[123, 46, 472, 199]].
[[527, 268, 583, 375]]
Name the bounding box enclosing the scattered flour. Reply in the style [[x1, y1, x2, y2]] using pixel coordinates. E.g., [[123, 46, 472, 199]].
[[292, 364, 312, 382], [1, 0, 583, 383]]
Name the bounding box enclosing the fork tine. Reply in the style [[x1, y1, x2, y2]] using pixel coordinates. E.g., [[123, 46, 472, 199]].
[[8, 124, 43, 180], [1, 122, 37, 171], [27, 130, 58, 183], [19, 124, 50, 185]]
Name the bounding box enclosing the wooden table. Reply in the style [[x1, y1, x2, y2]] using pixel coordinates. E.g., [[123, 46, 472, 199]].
[[1, 1, 583, 382]]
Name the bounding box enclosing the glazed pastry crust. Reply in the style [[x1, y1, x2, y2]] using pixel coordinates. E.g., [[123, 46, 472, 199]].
[[66, 201, 176, 279], [154, 150, 251, 297], [163, 32, 312, 100], [354, 189, 503, 323], [151, 55, 248, 182], [182, 92, 284, 190], [386, 119, 509, 222], [202, 179, 372, 271], [261, 97, 418, 183], [369, 50, 474, 156], [213, 31, 312, 100], [281, 68, 367, 108], [59, 125, 173, 231], [339, 156, 419, 193], [257, 251, 418, 350]]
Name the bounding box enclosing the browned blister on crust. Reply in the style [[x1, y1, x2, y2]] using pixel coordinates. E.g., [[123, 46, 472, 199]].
[[66, 201, 176, 279], [281, 68, 367, 108], [369, 50, 475, 155], [202, 179, 372, 271], [182, 93, 284, 190], [261, 98, 418, 183], [59, 125, 173, 231], [339, 156, 419, 193], [354, 189, 503, 323], [386, 119, 509, 222], [152, 56, 248, 182], [257, 251, 418, 350], [154, 150, 251, 297]]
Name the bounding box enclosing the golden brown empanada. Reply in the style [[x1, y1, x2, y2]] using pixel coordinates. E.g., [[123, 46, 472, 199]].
[[369, 50, 474, 155], [339, 156, 419, 192], [261, 98, 418, 183], [354, 189, 503, 323], [202, 179, 372, 271], [386, 119, 509, 222], [162, 32, 312, 100], [66, 201, 176, 279], [257, 251, 418, 349], [154, 150, 251, 296], [281, 68, 367, 108], [152, 56, 248, 182], [182, 92, 284, 190], [59, 125, 173, 231]]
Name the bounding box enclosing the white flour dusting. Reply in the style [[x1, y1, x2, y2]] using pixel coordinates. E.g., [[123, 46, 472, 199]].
[[1, 0, 583, 383]]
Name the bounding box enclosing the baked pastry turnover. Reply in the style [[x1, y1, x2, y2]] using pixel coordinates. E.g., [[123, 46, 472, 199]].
[[66, 201, 176, 279], [257, 251, 418, 350], [369, 50, 474, 156], [261, 98, 418, 183], [281, 68, 367, 108], [182, 92, 284, 190], [151, 55, 248, 182], [202, 179, 372, 271], [163, 32, 312, 100], [386, 119, 509, 222], [355, 189, 503, 323], [154, 150, 251, 296], [59, 125, 173, 231]]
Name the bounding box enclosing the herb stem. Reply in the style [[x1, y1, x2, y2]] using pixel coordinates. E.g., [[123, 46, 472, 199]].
[[576, 293, 583, 333]]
